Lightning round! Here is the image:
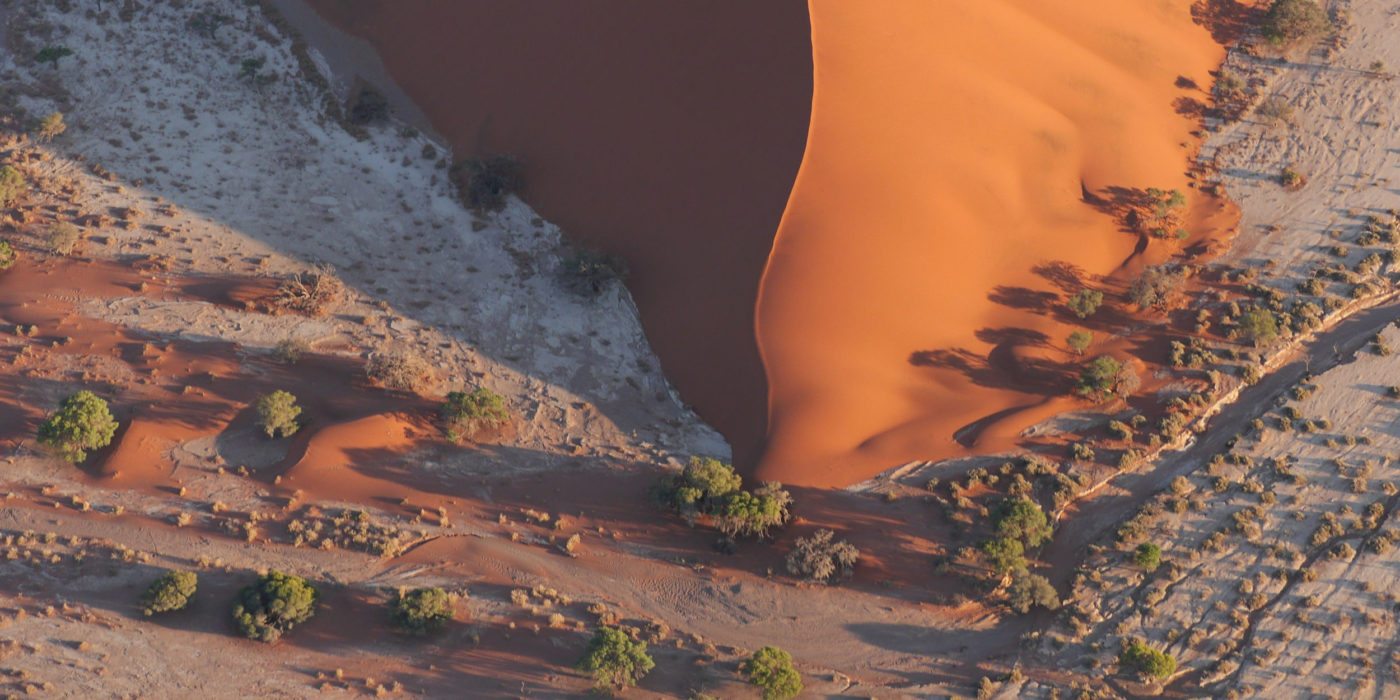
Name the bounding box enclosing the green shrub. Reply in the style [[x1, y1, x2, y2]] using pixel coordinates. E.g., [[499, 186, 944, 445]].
[[232, 571, 318, 643], [452, 155, 522, 212], [1129, 265, 1184, 311], [561, 248, 628, 297], [785, 528, 859, 584], [1120, 639, 1176, 679], [1143, 187, 1187, 239], [657, 456, 742, 517], [576, 626, 654, 692], [742, 646, 803, 700], [1134, 542, 1162, 571], [0, 166, 26, 208], [1076, 355, 1139, 401], [714, 482, 791, 540], [391, 587, 452, 635], [440, 387, 510, 442], [0, 240, 15, 271], [365, 351, 431, 392], [1067, 288, 1103, 318], [141, 570, 198, 616], [1262, 0, 1331, 45], [45, 223, 81, 256], [255, 390, 301, 438], [1066, 330, 1093, 355], [1280, 166, 1305, 189], [1238, 308, 1279, 346], [37, 390, 118, 463], [993, 497, 1053, 547], [34, 46, 73, 67], [1006, 567, 1059, 613], [982, 536, 1026, 575]]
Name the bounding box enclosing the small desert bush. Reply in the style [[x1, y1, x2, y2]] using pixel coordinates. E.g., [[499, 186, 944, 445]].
[[347, 84, 389, 125], [452, 155, 523, 212], [141, 570, 197, 616], [0, 240, 15, 271], [45, 223, 81, 256], [1134, 542, 1162, 571], [1067, 288, 1103, 318], [255, 390, 301, 438], [273, 265, 346, 317], [0, 166, 25, 208], [287, 509, 408, 557], [273, 338, 306, 364], [1262, 0, 1331, 46], [232, 570, 318, 643], [1120, 639, 1176, 679], [1066, 330, 1093, 355], [560, 248, 628, 297], [1280, 166, 1305, 190], [365, 351, 431, 392], [37, 390, 118, 463], [1006, 567, 1059, 613], [391, 587, 452, 635], [35, 112, 66, 142], [576, 626, 654, 692], [785, 529, 859, 584], [742, 646, 803, 700], [713, 482, 791, 540], [440, 387, 510, 442]]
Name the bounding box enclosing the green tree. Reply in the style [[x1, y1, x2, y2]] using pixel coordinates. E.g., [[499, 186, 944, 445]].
[[1120, 639, 1176, 679], [440, 387, 510, 443], [993, 497, 1053, 547], [255, 390, 301, 438], [0, 165, 25, 207], [1066, 330, 1093, 355], [659, 456, 742, 516], [576, 626, 654, 692], [37, 390, 118, 463], [391, 587, 452, 635], [34, 46, 74, 67], [715, 483, 791, 540], [141, 570, 198, 616], [1067, 288, 1103, 319], [45, 223, 81, 255], [1076, 355, 1139, 401], [742, 646, 803, 700], [1237, 307, 1279, 347], [232, 571, 318, 643], [982, 536, 1026, 575], [1134, 542, 1162, 571], [1006, 567, 1059, 613], [1262, 0, 1331, 46]]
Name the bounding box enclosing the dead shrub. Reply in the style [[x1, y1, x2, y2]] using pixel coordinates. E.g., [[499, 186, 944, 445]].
[[365, 351, 431, 392], [273, 265, 347, 317]]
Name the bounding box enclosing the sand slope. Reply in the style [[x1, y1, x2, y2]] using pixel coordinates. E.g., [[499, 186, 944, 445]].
[[756, 0, 1226, 486]]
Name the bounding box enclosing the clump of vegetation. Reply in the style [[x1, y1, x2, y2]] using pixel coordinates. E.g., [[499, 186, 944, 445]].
[[1280, 166, 1306, 190], [1262, 0, 1331, 46], [1255, 96, 1296, 128], [141, 570, 198, 616], [1006, 567, 1059, 613], [45, 223, 81, 256], [255, 390, 301, 438], [714, 482, 792, 539], [347, 84, 390, 125], [34, 46, 74, 67], [1129, 265, 1185, 311], [452, 155, 523, 212], [37, 390, 118, 463], [0, 240, 15, 271], [365, 350, 431, 393], [993, 497, 1053, 547], [287, 509, 409, 557], [785, 528, 859, 584], [1076, 355, 1140, 402], [440, 387, 510, 442], [1066, 330, 1093, 356], [742, 646, 803, 700], [1120, 639, 1176, 679], [1142, 188, 1187, 239], [35, 112, 66, 142], [273, 265, 346, 317], [0, 166, 24, 208], [232, 571, 318, 643], [982, 536, 1026, 575], [273, 338, 307, 364], [1237, 307, 1280, 347], [1133, 542, 1162, 571], [560, 248, 628, 297], [391, 587, 453, 635], [656, 457, 791, 540], [1067, 288, 1103, 318], [576, 626, 654, 692]]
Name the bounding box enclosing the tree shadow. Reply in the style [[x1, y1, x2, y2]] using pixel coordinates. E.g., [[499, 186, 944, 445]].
[[1190, 0, 1264, 46]]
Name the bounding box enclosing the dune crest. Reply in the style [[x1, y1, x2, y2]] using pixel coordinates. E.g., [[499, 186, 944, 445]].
[[755, 0, 1227, 487]]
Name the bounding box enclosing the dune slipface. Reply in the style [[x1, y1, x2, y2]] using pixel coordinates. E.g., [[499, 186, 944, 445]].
[[301, 0, 813, 465], [755, 0, 1226, 487]]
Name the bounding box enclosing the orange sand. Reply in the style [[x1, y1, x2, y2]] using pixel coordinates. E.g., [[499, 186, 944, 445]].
[[755, 0, 1227, 486]]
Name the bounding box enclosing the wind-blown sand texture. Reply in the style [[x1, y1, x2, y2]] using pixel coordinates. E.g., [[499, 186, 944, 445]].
[[756, 0, 1228, 486]]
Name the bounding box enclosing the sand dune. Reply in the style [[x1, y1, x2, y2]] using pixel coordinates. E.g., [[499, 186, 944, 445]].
[[755, 0, 1227, 486]]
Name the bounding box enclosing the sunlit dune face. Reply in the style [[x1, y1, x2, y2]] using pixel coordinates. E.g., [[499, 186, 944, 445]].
[[755, 0, 1226, 486]]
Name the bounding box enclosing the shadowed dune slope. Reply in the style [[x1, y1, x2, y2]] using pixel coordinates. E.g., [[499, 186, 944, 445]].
[[302, 0, 814, 465], [755, 0, 1226, 486]]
